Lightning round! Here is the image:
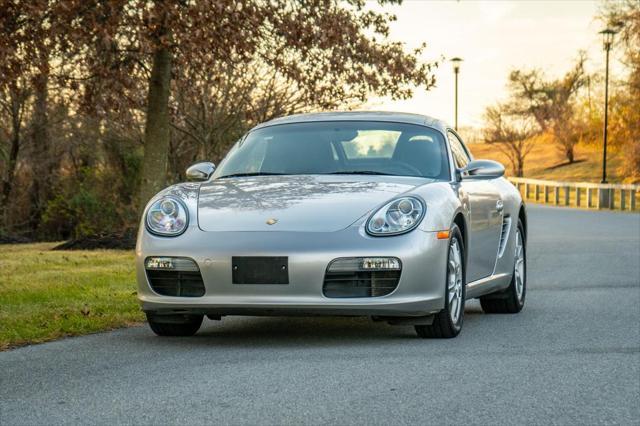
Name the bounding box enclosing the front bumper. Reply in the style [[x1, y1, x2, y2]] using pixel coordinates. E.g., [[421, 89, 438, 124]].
[[136, 224, 448, 317]]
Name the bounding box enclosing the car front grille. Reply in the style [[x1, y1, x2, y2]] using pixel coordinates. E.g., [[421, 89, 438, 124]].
[[323, 270, 401, 298], [146, 270, 205, 297]]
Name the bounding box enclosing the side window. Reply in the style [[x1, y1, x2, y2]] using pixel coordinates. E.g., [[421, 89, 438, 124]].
[[447, 131, 471, 169]]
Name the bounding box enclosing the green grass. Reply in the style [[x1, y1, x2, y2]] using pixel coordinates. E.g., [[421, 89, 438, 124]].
[[0, 243, 143, 350]]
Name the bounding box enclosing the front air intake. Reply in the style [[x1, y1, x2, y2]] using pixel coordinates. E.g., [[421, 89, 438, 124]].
[[323, 257, 401, 298], [145, 257, 205, 297], [146, 270, 205, 297]]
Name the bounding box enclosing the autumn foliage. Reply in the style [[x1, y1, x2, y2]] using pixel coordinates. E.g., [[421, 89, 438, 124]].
[[0, 0, 436, 239], [483, 1, 639, 182]]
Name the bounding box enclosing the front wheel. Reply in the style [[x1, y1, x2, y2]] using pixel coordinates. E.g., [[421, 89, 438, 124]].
[[415, 224, 465, 338], [480, 218, 526, 314], [146, 313, 203, 336]]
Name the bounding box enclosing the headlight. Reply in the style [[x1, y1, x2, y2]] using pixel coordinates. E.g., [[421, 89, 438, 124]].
[[145, 196, 189, 236], [366, 196, 425, 236]]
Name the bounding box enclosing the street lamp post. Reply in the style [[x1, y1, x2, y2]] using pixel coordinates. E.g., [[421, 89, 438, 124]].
[[599, 28, 616, 184], [451, 57, 463, 131]]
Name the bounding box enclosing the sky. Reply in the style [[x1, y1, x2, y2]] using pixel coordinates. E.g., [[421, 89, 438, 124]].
[[365, 0, 617, 129]]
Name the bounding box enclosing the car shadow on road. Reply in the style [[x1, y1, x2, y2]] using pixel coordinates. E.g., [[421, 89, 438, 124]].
[[130, 303, 489, 350]]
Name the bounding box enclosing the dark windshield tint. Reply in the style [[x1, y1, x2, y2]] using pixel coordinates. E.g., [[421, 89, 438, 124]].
[[213, 121, 450, 180]]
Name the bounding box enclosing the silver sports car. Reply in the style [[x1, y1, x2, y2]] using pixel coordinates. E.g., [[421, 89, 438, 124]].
[[136, 112, 527, 338]]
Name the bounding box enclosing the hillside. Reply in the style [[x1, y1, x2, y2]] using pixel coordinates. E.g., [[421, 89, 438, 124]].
[[468, 140, 625, 183]]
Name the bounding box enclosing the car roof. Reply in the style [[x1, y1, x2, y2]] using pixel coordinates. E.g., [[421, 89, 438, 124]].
[[251, 111, 450, 133]]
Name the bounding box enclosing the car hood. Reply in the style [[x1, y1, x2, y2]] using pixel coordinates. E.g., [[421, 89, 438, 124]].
[[197, 175, 431, 232]]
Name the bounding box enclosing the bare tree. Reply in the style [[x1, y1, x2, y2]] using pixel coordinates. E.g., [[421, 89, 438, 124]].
[[508, 55, 587, 164], [0, 81, 30, 227], [170, 57, 318, 178], [483, 105, 540, 177]]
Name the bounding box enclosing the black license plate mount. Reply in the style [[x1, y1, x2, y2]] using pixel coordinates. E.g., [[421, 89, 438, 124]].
[[232, 256, 289, 284]]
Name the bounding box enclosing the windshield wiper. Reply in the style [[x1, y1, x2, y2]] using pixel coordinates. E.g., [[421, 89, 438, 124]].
[[326, 171, 396, 176], [217, 172, 289, 179]]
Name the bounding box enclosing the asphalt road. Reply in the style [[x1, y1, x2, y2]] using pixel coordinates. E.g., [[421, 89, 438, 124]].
[[1, 205, 639, 425]]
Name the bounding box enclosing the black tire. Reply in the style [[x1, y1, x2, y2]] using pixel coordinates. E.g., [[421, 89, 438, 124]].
[[146, 313, 203, 336], [415, 224, 465, 338], [480, 218, 526, 314]]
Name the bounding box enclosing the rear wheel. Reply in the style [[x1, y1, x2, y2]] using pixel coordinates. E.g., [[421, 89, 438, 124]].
[[146, 313, 203, 336], [480, 219, 526, 314], [415, 224, 465, 338]]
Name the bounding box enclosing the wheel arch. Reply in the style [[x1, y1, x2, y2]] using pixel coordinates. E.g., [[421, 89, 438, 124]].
[[518, 203, 527, 241], [452, 212, 468, 267]]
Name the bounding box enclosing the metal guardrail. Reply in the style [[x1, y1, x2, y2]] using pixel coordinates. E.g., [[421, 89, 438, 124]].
[[508, 177, 639, 211]]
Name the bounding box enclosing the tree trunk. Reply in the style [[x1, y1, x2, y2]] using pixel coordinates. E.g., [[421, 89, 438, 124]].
[[0, 94, 22, 228], [566, 146, 574, 164], [29, 68, 50, 233], [516, 154, 524, 177], [139, 45, 172, 205]]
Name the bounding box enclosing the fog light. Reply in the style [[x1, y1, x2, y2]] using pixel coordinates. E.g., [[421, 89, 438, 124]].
[[361, 257, 401, 271], [328, 257, 402, 272], [145, 257, 199, 271]]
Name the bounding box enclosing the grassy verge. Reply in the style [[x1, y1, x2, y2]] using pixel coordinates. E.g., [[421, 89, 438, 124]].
[[469, 140, 625, 183], [0, 243, 143, 350]]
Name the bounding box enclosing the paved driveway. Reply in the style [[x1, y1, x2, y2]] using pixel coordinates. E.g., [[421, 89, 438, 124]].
[[1, 205, 639, 425]]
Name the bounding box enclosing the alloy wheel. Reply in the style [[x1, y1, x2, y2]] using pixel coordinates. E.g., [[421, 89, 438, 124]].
[[514, 229, 525, 301], [448, 238, 463, 323]]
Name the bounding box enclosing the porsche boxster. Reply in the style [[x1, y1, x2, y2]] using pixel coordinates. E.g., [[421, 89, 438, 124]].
[[137, 112, 527, 338]]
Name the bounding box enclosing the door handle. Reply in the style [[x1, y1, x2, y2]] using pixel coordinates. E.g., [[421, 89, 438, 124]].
[[496, 199, 504, 213]]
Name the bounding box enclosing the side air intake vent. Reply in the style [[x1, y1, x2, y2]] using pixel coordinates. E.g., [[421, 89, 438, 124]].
[[498, 216, 512, 258]]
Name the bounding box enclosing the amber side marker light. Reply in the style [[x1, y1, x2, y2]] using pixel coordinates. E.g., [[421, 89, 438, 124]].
[[436, 230, 450, 240]]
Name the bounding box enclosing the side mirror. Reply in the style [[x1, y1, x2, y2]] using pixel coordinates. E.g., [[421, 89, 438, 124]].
[[186, 161, 216, 181], [461, 159, 504, 180]]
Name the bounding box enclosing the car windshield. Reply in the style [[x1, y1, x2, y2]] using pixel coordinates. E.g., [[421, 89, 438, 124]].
[[213, 121, 450, 180]]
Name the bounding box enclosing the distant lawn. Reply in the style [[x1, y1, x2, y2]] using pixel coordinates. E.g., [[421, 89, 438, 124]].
[[0, 243, 143, 350], [469, 140, 625, 183]]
